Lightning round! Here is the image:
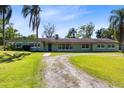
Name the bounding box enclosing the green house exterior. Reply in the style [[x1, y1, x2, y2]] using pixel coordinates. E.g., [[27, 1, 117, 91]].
[[7, 38, 119, 52]]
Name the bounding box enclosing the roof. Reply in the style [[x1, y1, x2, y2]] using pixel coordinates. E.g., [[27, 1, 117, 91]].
[[41, 38, 119, 44]]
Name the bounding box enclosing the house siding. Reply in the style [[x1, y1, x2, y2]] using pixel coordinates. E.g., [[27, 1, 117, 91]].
[[7, 39, 119, 52], [50, 43, 119, 52], [49, 44, 90, 52], [92, 43, 119, 52]]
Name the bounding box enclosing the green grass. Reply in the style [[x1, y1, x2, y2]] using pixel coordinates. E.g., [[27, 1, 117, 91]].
[[50, 52, 66, 56], [70, 55, 124, 87], [51, 52, 121, 56], [0, 46, 3, 50], [0, 51, 45, 88]]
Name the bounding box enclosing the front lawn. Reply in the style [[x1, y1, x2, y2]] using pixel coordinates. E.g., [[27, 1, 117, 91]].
[[0, 46, 3, 50], [70, 55, 124, 87], [51, 52, 121, 56], [0, 51, 45, 88]]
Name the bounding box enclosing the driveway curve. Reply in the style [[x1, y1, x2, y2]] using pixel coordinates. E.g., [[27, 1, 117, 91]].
[[43, 54, 109, 88]]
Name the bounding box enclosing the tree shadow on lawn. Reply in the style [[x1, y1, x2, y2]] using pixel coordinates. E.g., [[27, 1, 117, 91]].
[[0, 52, 31, 63]]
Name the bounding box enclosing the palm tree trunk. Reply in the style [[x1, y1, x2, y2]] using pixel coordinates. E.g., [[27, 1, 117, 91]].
[[36, 28, 38, 50], [119, 19, 124, 53], [2, 9, 5, 51]]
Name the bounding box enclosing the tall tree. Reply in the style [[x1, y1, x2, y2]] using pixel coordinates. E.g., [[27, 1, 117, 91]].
[[0, 20, 2, 40], [78, 22, 95, 38], [22, 5, 41, 48], [5, 23, 21, 40], [110, 8, 124, 51], [96, 27, 115, 39], [0, 5, 12, 50], [27, 34, 36, 40], [43, 23, 56, 38], [66, 28, 77, 38], [96, 28, 104, 38], [0, 26, 2, 45]]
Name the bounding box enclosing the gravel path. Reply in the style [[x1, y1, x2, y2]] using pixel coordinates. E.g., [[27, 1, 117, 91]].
[[43, 53, 109, 88]]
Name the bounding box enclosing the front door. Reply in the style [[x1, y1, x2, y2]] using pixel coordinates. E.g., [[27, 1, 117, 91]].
[[48, 43, 52, 51]]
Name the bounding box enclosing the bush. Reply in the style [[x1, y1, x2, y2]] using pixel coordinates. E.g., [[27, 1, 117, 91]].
[[6, 44, 14, 50]]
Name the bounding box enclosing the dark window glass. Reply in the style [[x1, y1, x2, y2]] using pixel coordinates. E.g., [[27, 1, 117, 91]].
[[16, 43, 21, 48], [66, 44, 69, 49], [38, 43, 40, 47], [62, 44, 65, 49], [112, 44, 115, 48], [82, 44, 85, 48], [86, 44, 89, 48], [101, 44, 104, 48], [108, 44, 111, 48], [97, 44, 100, 48], [35, 43, 37, 47], [58, 44, 61, 49], [69, 44, 72, 49], [30, 43, 34, 47]]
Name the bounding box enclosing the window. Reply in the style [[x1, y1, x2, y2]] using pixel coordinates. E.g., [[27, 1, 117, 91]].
[[69, 44, 72, 49], [38, 43, 40, 47], [101, 44, 104, 48], [16, 43, 21, 48], [62, 44, 65, 49], [66, 44, 69, 49], [112, 44, 115, 48], [86, 44, 89, 48], [97, 44, 100, 48], [82, 44, 89, 48], [108, 44, 115, 48], [58, 44, 72, 49], [29, 42, 40, 47], [108, 44, 111, 48], [30, 43, 34, 47], [34, 43, 37, 47], [58, 44, 61, 49], [97, 44, 105, 48], [82, 44, 85, 48]]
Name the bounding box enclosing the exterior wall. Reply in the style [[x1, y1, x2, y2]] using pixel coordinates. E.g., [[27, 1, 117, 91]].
[[8, 40, 119, 52], [92, 43, 119, 52], [42, 42, 48, 51], [71, 44, 91, 52], [51, 43, 119, 52], [8, 41, 44, 51], [51, 43, 91, 52]]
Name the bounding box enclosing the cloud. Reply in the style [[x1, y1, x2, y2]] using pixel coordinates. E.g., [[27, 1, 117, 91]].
[[42, 9, 60, 17], [60, 14, 75, 21], [41, 6, 92, 22]]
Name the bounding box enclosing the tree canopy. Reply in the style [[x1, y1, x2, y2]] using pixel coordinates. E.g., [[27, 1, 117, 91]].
[[66, 28, 77, 38], [96, 27, 115, 40], [109, 8, 124, 44], [77, 22, 95, 38], [43, 23, 56, 38]]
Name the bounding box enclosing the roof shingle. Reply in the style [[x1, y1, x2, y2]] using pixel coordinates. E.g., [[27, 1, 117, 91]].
[[41, 38, 118, 44]]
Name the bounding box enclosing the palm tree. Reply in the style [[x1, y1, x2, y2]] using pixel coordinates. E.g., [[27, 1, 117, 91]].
[[22, 5, 42, 48], [110, 8, 124, 52], [0, 5, 12, 50]]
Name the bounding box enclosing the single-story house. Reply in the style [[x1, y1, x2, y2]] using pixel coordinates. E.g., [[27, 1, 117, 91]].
[[7, 38, 119, 52]]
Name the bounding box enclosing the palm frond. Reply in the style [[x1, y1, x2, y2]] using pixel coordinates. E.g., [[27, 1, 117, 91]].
[[5, 6, 12, 24], [22, 5, 31, 18], [109, 15, 119, 29]]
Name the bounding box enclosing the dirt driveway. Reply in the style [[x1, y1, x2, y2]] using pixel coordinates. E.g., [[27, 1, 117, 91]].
[[43, 53, 109, 88]]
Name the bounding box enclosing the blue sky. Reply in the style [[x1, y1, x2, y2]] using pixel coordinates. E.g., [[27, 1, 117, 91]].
[[10, 5, 124, 38]]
